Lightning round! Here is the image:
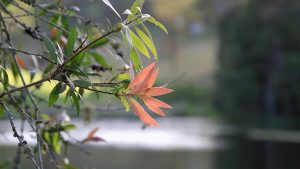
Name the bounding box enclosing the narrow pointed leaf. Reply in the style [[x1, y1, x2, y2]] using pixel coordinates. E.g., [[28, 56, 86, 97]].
[[120, 96, 130, 112], [148, 17, 168, 34], [140, 96, 172, 108], [129, 30, 150, 58], [127, 0, 144, 21], [134, 27, 158, 59], [143, 102, 166, 116], [136, 87, 174, 96], [129, 97, 160, 127], [49, 82, 66, 106], [66, 28, 78, 57], [130, 47, 142, 70], [41, 33, 57, 63], [128, 62, 156, 89]]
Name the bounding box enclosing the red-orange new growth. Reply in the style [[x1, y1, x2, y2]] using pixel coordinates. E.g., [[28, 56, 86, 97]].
[[126, 62, 173, 127]]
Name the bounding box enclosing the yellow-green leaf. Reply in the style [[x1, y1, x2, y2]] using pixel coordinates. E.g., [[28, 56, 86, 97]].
[[134, 26, 157, 59], [129, 30, 150, 58], [148, 17, 168, 34], [120, 96, 130, 112]]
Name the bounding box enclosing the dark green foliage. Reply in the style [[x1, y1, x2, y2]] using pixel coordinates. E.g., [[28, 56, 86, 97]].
[[215, 0, 300, 117]]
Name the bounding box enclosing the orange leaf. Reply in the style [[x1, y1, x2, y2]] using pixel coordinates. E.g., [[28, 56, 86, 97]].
[[140, 96, 172, 108], [138, 68, 159, 89], [128, 62, 156, 90], [87, 128, 99, 139], [128, 97, 160, 127], [136, 87, 174, 96], [146, 68, 159, 88], [144, 102, 166, 116], [16, 55, 27, 69]]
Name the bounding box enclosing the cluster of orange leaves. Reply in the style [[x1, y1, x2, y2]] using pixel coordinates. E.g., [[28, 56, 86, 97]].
[[125, 62, 173, 127]]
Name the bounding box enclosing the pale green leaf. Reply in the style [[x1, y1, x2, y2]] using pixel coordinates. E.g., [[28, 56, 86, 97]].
[[148, 17, 168, 34], [130, 47, 142, 70], [120, 96, 130, 112], [127, 0, 145, 21], [129, 30, 150, 58], [134, 26, 158, 59]]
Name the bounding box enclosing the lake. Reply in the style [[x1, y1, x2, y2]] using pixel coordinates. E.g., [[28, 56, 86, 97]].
[[1, 117, 300, 169]]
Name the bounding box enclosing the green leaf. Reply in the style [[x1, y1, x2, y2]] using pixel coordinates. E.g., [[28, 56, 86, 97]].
[[148, 17, 168, 34], [41, 34, 57, 63], [52, 132, 61, 154], [49, 82, 66, 106], [127, 0, 145, 21], [89, 52, 109, 68], [73, 80, 91, 88], [69, 52, 85, 70], [61, 15, 69, 30], [134, 26, 158, 59], [66, 28, 78, 57], [71, 92, 80, 116], [140, 23, 152, 40], [61, 123, 76, 131], [90, 38, 109, 49], [129, 30, 150, 58], [130, 47, 142, 70], [0, 66, 9, 90], [119, 96, 130, 112], [0, 106, 4, 118], [11, 60, 19, 82]]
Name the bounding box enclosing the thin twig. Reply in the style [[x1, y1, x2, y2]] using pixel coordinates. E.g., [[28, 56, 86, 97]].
[[0, 101, 41, 169], [0, 46, 56, 63]]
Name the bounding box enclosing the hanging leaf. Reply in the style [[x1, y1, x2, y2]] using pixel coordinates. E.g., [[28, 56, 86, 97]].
[[134, 27, 158, 59], [49, 82, 66, 106], [102, 0, 121, 20], [0, 66, 9, 90], [129, 30, 150, 58], [66, 28, 78, 57], [41, 33, 58, 63], [140, 23, 152, 40], [148, 17, 168, 34], [71, 92, 80, 115], [52, 132, 61, 154], [130, 47, 142, 70], [119, 96, 130, 112]]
